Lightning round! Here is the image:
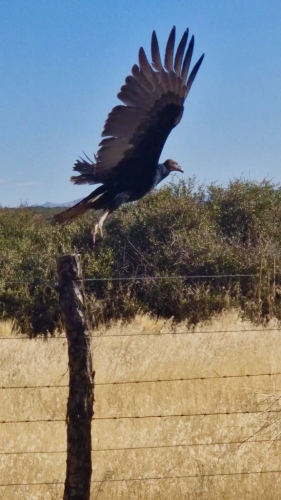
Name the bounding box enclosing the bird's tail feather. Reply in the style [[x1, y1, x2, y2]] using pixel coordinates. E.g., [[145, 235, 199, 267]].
[[71, 156, 97, 185], [51, 200, 88, 225], [51, 187, 106, 225]]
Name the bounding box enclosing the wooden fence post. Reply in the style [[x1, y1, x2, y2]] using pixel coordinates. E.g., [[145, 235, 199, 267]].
[[57, 254, 94, 500]]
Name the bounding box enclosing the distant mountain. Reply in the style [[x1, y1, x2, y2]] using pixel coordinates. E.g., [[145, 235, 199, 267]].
[[32, 199, 82, 208]]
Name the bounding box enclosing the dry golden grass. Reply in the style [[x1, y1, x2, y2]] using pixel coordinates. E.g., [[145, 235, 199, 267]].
[[0, 311, 281, 499], [0, 321, 14, 338]]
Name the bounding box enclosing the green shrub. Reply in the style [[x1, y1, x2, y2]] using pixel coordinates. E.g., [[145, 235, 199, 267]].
[[1, 178, 281, 336]]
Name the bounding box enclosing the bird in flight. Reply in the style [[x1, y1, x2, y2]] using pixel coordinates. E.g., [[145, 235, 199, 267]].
[[52, 26, 204, 242]]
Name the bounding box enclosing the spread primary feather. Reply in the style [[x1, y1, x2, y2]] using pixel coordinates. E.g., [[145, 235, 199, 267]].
[[52, 27, 204, 243]]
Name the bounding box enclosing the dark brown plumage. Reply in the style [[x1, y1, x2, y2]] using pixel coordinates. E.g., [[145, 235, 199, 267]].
[[52, 27, 204, 242]]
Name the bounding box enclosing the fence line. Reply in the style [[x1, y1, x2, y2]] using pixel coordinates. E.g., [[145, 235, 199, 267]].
[[1, 408, 280, 425], [1, 470, 281, 488], [1, 371, 281, 390], [92, 470, 281, 482], [82, 274, 261, 281], [1, 273, 263, 286], [92, 409, 281, 420], [1, 436, 281, 456], [1, 326, 281, 341]]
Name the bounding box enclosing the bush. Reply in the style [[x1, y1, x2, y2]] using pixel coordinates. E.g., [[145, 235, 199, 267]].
[[1, 178, 281, 336]]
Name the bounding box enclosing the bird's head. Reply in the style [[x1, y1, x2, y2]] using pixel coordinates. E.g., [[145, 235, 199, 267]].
[[163, 159, 184, 174]]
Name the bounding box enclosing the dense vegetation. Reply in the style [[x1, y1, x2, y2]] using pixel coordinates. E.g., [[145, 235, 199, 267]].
[[1, 178, 281, 336]]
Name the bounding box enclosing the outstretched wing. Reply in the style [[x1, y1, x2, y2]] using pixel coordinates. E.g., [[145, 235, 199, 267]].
[[72, 27, 204, 185]]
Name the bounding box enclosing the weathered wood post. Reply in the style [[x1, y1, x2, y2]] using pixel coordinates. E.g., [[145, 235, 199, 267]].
[[57, 254, 94, 500]]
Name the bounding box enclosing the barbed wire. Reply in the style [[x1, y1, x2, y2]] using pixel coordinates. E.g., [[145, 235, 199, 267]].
[[1, 469, 281, 488], [93, 409, 281, 421], [0, 481, 63, 487], [92, 469, 281, 482], [0, 418, 65, 423], [1, 408, 280, 425], [0, 384, 68, 389], [1, 326, 281, 340], [83, 273, 261, 282], [1, 435, 281, 456], [1, 273, 263, 286], [1, 371, 281, 390]]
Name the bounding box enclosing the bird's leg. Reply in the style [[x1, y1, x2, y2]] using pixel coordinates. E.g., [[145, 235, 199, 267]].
[[92, 210, 110, 244], [93, 223, 99, 244], [99, 210, 110, 238]]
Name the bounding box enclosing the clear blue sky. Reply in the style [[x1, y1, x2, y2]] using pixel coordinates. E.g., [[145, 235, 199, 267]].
[[1, 0, 280, 207]]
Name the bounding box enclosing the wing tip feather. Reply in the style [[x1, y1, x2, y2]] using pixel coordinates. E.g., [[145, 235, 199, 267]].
[[95, 26, 204, 178]]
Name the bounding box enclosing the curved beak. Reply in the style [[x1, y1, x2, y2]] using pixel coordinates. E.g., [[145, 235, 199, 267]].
[[170, 164, 184, 173]]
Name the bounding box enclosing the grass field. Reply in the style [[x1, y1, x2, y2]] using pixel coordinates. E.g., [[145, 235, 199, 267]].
[[1, 311, 281, 499]]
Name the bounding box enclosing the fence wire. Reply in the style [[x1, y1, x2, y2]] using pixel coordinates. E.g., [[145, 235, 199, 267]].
[[1, 408, 280, 425], [1, 273, 262, 286], [1, 469, 281, 488], [1, 371, 281, 390], [1, 435, 281, 457], [1, 326, 281, 340]]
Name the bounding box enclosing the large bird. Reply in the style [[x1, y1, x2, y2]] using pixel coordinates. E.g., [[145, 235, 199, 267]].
[[52, 27, 204, 242]]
